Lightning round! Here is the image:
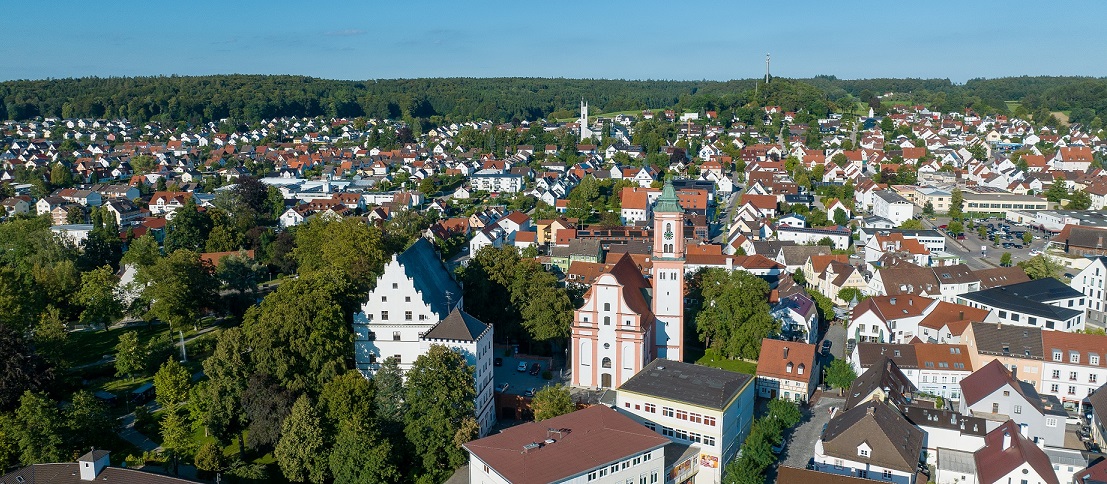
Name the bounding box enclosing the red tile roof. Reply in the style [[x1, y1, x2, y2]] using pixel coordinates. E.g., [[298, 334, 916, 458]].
[[974, 420, 1059, 484], [462, 405, 669, 484], [756, 339, 818, 382]]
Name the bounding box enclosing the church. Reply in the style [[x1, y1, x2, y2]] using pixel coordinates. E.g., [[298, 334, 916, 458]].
[[571, 180, 686, 388]]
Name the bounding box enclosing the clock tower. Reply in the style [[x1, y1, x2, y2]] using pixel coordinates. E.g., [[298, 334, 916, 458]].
[[651, 179, 685, 361]]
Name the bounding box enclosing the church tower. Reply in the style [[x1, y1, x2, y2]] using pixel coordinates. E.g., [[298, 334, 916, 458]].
[[579, 99, 593, 142], [651, 179, 685, 361]]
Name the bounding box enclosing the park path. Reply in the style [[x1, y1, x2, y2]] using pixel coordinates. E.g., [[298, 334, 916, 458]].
[[117, 401, 162, 453]]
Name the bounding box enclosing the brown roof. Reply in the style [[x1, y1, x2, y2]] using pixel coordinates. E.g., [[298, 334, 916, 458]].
[[917, 301, 990, 330], [1040, 331, 1107, 368], [199, 249, 254, 268], [967, 322, 1043, 359], [974, 420, 1060, 484], [959, 359, 1041, 411], [462, 405, 670, 483], [852, 295, 931, 323], [598, 253, 654, 318], [1053, 224, 1107, 250], [854, 343, 918, 370], [756, 339, 818, 382], [821, 401, 925, 474], [912, 343, 973, 372], [740, 193, 778, 211], [0, 464, 201, 484], [971, 267, 1030, 289], [566, 261, 612, 285], [809, 254, 849, 274], [423, 308, 490, 342]]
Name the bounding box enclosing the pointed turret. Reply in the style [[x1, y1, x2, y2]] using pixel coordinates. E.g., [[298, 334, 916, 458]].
[[653, 178, 683, 213]]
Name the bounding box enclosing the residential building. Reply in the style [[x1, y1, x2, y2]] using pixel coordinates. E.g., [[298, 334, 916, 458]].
[[771, 293, 819, 344], [856, 228, 945, 254], [615, 359, 756, 484], [843, 357, 917, 412], [960, 322, 1044, 390], [958, 360, 1066, 448], [956, 278, 1086, 331], [1071, 257, 1107, 327], [873, 190, 915, 226], [851, 343, 974, 402], [972, 420, 1060, 484], [148, 191, 193, 215], [848, 295, 931, 344], [419, 309, 497, 437], [813, 401, 926, 484], [1087, 382, 1107, 454], [1039, 330, 1107, 413], [471, 170, 525, 193], [463, 405, 671, 484], [0, 450, 201, 483], [904, 406, 986, 467], [755, 339, 819, 402], [776, 226, 852, 250]]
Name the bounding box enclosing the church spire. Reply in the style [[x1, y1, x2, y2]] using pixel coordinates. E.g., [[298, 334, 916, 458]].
[[653, 178, 683, 213]]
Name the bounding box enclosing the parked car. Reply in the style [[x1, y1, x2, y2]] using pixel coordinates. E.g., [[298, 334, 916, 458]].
[[771, 442, 784, 454], [523, 388, 537, 398], [1029, 249, 1042, 256], [494, 357, 503, 367], [529, 363, 541, 376], [517, 362, 529, 372], [1067, 415, 1082, 425], [497, 383, 510, 393]]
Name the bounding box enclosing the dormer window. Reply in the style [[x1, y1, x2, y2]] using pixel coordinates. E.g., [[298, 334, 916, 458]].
[[797, 364, 805, 375], [1071, 352, 1080, 364], [786, 362, 793, 373]]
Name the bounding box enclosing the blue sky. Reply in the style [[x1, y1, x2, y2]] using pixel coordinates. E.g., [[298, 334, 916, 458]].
[[4, 1, 1106, 82]]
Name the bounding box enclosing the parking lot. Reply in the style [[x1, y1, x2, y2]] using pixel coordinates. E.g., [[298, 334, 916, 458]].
[[492, 355, 556, 397], [923, 216, 1050, 269]]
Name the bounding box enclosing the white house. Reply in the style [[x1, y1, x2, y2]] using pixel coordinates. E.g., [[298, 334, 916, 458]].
[[958, 360, 1066, 449], [1071, 257, 1107, 328], [1039, 330, 1107, 414], [419, 309, 497, 437], [873, 190, 915, 226], [956, 278, 1085, 332]]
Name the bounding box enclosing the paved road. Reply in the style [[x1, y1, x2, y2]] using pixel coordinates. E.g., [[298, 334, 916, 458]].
[[117, 402, 162, 452], [780, 393, 843, 470]]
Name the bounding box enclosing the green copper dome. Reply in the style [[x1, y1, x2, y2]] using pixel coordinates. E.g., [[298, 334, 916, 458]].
[[653, 179, 684, 213]]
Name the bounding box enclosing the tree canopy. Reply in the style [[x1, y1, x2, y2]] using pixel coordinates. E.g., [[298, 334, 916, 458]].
[[693, 268, 776, 360]]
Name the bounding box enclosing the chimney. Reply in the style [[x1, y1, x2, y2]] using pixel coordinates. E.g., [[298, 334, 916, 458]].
[[867, 405, 876, 416], [1002, 431, 1011, 450], [959, 311, 964, 320], [783, 346, 789, 359]]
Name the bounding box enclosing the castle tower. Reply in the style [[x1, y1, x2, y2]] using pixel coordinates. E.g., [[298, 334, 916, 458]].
[[651, 179, 685, 361]]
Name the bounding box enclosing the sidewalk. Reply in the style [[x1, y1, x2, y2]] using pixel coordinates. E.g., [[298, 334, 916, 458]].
[[117, 403, 162, 453]]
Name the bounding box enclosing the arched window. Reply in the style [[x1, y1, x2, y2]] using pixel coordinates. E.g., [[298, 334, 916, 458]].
[[602, 357, 612, 368], [604, 316, 611, 325], [797, 364, 805, 375], [786, 362, 794, 373]]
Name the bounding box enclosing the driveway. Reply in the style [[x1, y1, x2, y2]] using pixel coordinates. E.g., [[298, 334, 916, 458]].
[[781, 393, 843, 469], [819, 322, 847, 368], [493, 355, 556, 397]]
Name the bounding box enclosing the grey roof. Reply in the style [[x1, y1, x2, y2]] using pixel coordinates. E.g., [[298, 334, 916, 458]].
[[617, 359, 752, 410], [904, 405, 986, 436], [551, 238, 602, 258], [1088, 381, 1107, 425], [778, 245, 831, 265], [936, 447, 977, 475], [959, 281, 1082, 322], [855, 343, 918, 370], [874, 190, 911, 204], [845, 357, 917, 411], [750, 240, 796, 256], [423, 309, 489, 343], [0, 463, 201, 484], [821, 401, 925, 473], [988, 277, 1084, 303], [968, 322, 1043, 359], [395, 238, 462, 316], [78, 450, 110, 462]]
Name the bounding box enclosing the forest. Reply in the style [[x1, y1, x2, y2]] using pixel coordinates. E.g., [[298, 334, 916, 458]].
[[3, 74, 1107, 128]]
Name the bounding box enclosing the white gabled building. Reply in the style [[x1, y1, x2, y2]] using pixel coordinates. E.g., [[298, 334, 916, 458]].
[[352, 238, 496, 436]]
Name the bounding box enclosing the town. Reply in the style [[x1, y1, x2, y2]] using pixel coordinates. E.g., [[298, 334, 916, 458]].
[[2, 75, 1107, 484]]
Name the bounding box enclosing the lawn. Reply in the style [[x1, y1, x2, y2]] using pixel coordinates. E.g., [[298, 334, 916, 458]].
[[695, 348, 758, 375], [1005, 100, 1022, 113], [69, 324, 168, 368]]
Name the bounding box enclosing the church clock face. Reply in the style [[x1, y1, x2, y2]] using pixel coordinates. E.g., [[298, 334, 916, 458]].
[[664, 223, 673, 240]]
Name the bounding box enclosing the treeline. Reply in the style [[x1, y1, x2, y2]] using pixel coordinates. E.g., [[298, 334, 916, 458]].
[[4, 74, 1107, 130]]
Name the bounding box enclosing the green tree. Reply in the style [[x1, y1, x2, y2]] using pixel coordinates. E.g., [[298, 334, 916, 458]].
[[1018, 255, 1063, 280], [978, 225, 988, 239], [318, 370, 377, 434], [1000, 252, 1013, 267], [825, 359, 857, 393], [33, 305, 70, 369], [532, 385, 575, 421], [193, 441, 226, 475], [200, 327, 250, 442], [65, 390, 114, 452], [948, 187, 963, 219], [141, 249, 219, 330], [831, 153, 848, 167], [165, 197, 213, 252], [76, 265, 123, 330], [13, 391, 65, 465], [50, 163, 73, 187], [114, 331, 146, 379], [374, 356, 406, 437], [154, 357, 192, 408], [837, 287, 866, 305], [243, 271, 352, 394], [161, 408, 195, 470], [694, 269, 776, 360], [1046, 177, 1069, 203], [898, 219, 924, 229], [767, 398, 802, 428], [1069, 189, 1092, 210], [329, 422, 401, 484], [993, 233, 1002, 247], [947, 220, 963, 235], [833, 208, 848, 226], [922, 200, 935, 216], [130, 155, 157, 174], [1023, 231, 1033, 246], [275, 395, 328, 483], [293, 217, 386, 296], [121, 234, 162, 270], [404, 345, 475, 479], [242, 373, 295, 451]]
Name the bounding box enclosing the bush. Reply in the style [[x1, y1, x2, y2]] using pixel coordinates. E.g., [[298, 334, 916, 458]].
[[541, 370, 552, 380]]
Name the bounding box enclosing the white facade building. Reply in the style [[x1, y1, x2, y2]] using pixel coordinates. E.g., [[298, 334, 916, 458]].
[[873, 190, 915, 227]]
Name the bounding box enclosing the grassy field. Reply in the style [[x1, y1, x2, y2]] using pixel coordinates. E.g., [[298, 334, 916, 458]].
[[1005, 101, 1022, 113], [554, 109, 650, 123], [694, 348, 758, 375]]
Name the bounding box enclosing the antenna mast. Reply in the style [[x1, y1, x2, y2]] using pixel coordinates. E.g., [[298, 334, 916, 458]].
[[765, 53, 771, 84]]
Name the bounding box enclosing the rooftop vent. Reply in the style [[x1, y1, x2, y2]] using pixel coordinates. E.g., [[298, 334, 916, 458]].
[[522, 442, 541, 453]]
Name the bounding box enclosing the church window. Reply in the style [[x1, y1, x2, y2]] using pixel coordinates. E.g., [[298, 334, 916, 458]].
[[604, 303, 611, 311], [604, 316, 611, 325], [602, 357, 612, 368]]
